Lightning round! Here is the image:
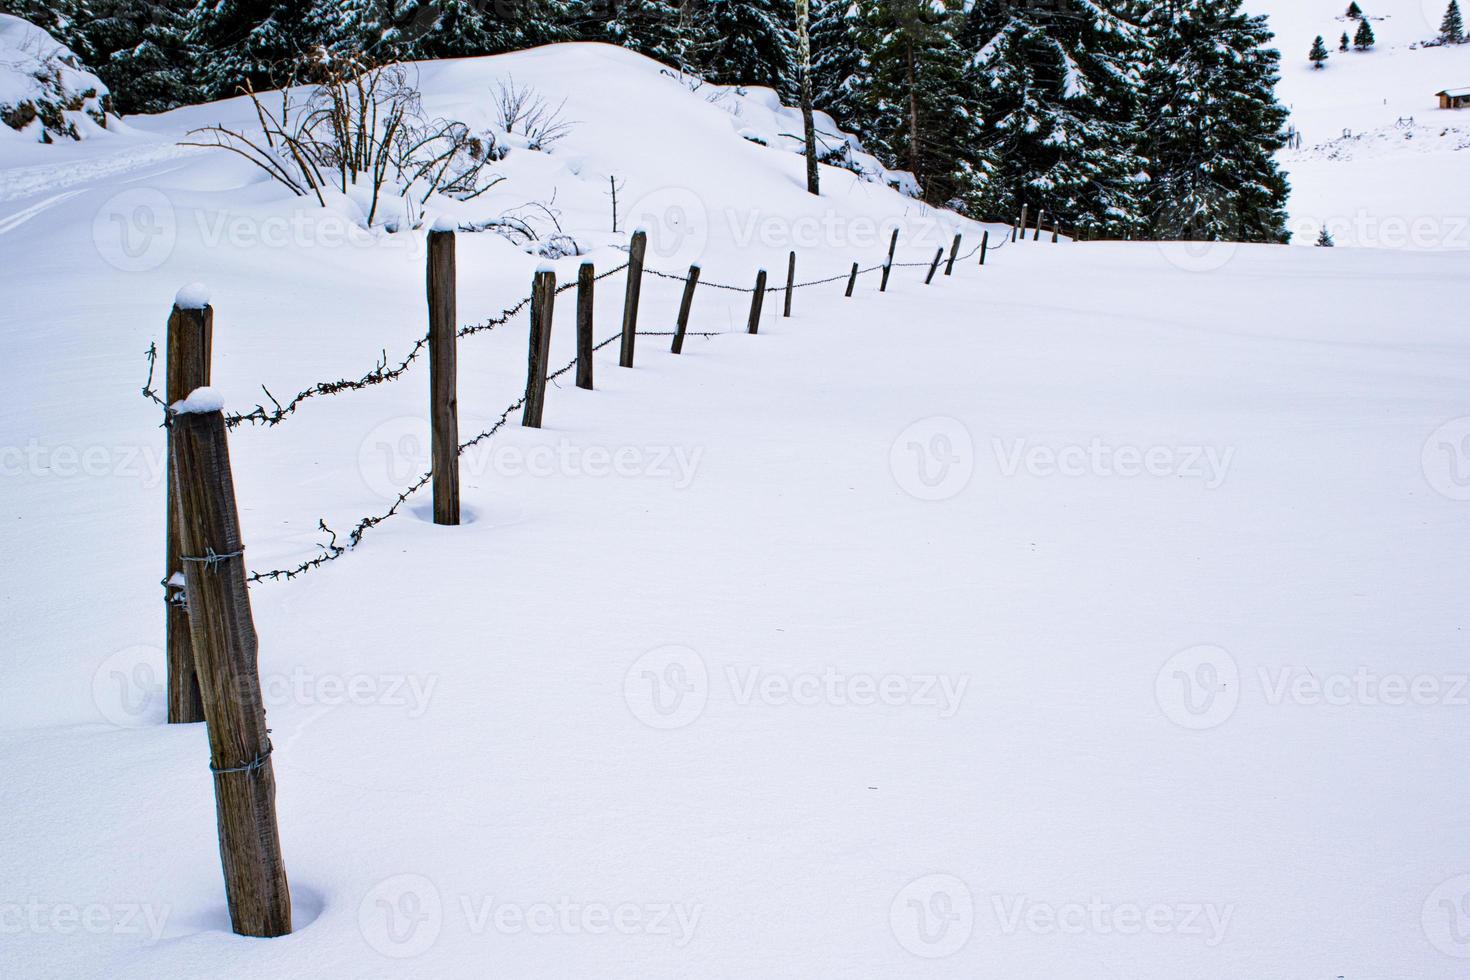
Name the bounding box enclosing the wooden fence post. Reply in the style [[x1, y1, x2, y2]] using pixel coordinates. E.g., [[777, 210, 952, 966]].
[[165, 294, 211, 725], [619, 230, 646, 368], [671, 265, 701, 354], [427, 229, 459, 527], [748, 270, 767, 334], [1052, 225, 1060, 244], [169, 395, 291, 938], [576, 261, 595, 391], [924, 247, 944, 284], [1018, 205, 1029, 242], [944, 233, 962, 276], [845, 261, 859, 297], [523, 268, 556, 428], [1034, 210, 1044, 242], [880, 228, 898, 291], [783, 251, 796, 317], [979, 230, 989, 266]]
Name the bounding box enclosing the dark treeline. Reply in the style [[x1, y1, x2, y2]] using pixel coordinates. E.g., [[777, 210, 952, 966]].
[[7, 0, 1291, 241]]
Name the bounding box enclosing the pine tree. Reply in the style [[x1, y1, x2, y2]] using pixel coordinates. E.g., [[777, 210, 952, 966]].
[[1354, 16, 1375, 49], [1138, 0, 1290, 244], [595, 0, 699, 70], [962, 0, 1148, 233], [1316, 227, 1334, 246], [855, 0, 989, 207], [1441, 0, 1464, 43], [79, 0, 196, 113], [187, 0, 313, 97], [810, 0, 867, 130], [1346, 2, 1362, 19], [1340, 31, 1350, 50], [691, 0, 797, 98], [1310, 34, 1330, 67]]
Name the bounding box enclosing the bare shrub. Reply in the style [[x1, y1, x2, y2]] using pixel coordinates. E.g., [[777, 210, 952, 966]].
[[491, 75, 575, 150], [183, 54, 504, 228]]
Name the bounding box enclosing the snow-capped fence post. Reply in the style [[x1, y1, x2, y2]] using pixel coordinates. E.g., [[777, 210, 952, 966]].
[[523, 268, 556, 428], [1018, 205, 1029, 242], [168, 394, 292, 939], [427, 228, 460, 526], [845, 262, 859, 297], [1034, 210, 1044, 242], [165, 295, 212, 725], [671, 265, 701, 355], [979, 230, 990, 266], [747, 270, 767, 334], [783, 251, 796, 317], [620, 230, 647, 368], [880, 228, 898, 291], [576, 261, 595, 391], [925, 247, 944, 284], [944, 233, 962, 276]]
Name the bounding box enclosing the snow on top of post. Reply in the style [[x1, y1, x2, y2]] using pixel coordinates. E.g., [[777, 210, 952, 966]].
[[174, 283, 210, 310], [171, 386, 225, 415], [535, 262, 556, 274], [430, 214, 459, 233]]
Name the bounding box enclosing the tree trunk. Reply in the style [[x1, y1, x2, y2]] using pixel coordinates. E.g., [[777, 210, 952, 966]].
[[797, 0, 820, 196]]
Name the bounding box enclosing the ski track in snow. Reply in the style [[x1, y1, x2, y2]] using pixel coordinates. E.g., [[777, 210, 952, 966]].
[[0, 141, 197, 204], [0, 189, 84, 235]]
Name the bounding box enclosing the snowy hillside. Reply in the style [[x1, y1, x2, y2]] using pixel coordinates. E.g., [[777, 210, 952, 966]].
[[1250, 0, 1470, 246], [3, 31, 1470, 980], [0, 13, 112, 143]]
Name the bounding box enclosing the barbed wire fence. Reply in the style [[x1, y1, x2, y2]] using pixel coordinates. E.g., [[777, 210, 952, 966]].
[[143, 221, 1036, 586]]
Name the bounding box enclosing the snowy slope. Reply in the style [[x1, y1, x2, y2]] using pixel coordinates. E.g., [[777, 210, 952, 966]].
[[3, 38, 1470, 980], [1249, 0, 1470, 246]]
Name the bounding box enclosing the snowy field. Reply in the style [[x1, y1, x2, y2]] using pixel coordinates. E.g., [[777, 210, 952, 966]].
[[1254, 0, 1470, 246], [3, 32, 1470, 980]]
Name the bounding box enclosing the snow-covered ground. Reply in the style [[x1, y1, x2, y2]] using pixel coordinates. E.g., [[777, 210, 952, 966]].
[[3, 35, 1470, 980], [1252, 0, 1470, 246]]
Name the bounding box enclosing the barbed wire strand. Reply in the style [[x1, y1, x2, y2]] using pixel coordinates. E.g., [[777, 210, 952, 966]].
[[143, 234, 1022, 583]]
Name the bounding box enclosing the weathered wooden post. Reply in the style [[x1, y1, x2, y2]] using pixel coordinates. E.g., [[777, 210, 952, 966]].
[[944, 233, 962, 276], [169, 390, 291, 939], [783, 251, 796, 317], [880, 227, 899, 291], [747, 270, 767, 334], [1034, 210, 1044, 242], [165, 290, 211, 725], [523, 268, 556, 428], [979, 230, 990, 266], [1052, 225, 1060, 244], [619, 230, 646, 368], [924, 247, 944, 284], [845, 261, 859, 297], [427, 228, 459, 527], [670, 264, 701, 354], [576, 261, 595, 391], [1012, 218, 1019, 243], [1018, 204, 1029, 242]]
